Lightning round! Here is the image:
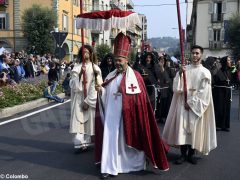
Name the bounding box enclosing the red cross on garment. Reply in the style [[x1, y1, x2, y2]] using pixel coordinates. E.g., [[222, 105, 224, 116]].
[[128, 84, 137, 92]]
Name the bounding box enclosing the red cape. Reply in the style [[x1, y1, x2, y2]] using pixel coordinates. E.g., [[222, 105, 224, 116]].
[[95, 70, 169, 170]]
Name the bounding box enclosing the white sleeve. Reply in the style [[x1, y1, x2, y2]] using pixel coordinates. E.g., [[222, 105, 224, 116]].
[[187, 78, 212, 118]]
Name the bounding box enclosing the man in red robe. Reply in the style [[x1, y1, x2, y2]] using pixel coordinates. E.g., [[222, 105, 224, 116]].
[[95, 32, 169, 179]]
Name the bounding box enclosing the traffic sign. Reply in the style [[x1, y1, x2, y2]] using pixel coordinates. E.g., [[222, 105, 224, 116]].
[[54, 47, 66, 59], [52, 32, 68, 47]]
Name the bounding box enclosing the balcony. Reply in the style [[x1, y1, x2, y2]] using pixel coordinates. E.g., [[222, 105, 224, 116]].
[[127, 26, 135, 34], [126, 0, 134, 9], [0, 0, 8, 7], [211, 13, 223, 23], [110, 0, 125, 10], [91, 4, 105, 12], [91, 30, 102, 34], [209, 41, 223, 49]]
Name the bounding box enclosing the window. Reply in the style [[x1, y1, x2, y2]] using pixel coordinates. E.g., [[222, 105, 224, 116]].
[[0, 14, 6, 30], [214, 29, 221, 41], [62, 14, 68, 32], [209, 1, 226, 22], [213, 2, 222, 21], [74, 18, 79, 35], [102, 1, 104, 10], [209, 28, 224, 49], [73, 0, 79, 6]]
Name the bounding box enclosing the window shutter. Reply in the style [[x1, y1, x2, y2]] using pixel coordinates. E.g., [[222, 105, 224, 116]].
[[62, 14, 64, 31], [66, 16, 68, 31], [208, 28, 213, 41], [208, 2, 213, 14], [6, 13, 9, 30], [74, 18, 76, 34], [222, 1, 227, 13], [220, 28, 225, 41]]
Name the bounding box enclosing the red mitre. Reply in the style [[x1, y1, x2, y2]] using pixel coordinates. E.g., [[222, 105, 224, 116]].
[[114, 32, 131, 59]]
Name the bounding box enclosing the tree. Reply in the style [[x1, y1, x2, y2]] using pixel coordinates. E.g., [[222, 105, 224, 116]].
[[22, 4, 57, 55], [129, 49, 137, 65], [226, 13, 240, 59], [95, 44, 112, 61]]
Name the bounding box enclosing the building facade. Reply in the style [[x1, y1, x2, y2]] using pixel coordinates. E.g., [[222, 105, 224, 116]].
[[138, 13, 147, 52], [187, 0, 240, 58], [0, 0, 146, 60], [91, 0, 111, 47], [0, 0, 91, 61], [0, 0, 53, 53]]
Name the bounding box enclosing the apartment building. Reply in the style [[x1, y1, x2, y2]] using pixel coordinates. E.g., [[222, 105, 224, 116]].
[[0, 0, 91, 61], [138, 13, 147, 51], [0, 0, 52, 52], [91, 0, 111, 47], [187, 0, 240, 58], [108, 0, 143, 52]]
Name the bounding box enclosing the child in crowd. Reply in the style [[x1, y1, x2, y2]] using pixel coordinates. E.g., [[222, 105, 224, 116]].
[[43, 81, 64, 103], [62, 73, 71, 96]]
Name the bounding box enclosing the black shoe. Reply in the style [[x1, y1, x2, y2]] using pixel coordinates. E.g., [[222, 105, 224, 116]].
[[74, 146, 88, 154], [101, 173, 110, 179], [187, 156, 197, 165], [74, 148, 82, 154], [175, 156, 186, 165], [222, 128, 230, 132]]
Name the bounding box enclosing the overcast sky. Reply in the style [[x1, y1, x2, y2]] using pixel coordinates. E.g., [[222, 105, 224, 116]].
[[132, 0, 187, 38]]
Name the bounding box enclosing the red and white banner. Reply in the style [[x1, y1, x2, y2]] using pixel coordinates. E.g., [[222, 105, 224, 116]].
[[76, 9, 140, 30]]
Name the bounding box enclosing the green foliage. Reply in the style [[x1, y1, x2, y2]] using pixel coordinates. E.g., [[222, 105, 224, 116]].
[[129, 49, 137, 65], [22, 4, 57, 55], [226, 14, 240, 59], [96, 44, 112, 61], [0, 80, 62, 108]]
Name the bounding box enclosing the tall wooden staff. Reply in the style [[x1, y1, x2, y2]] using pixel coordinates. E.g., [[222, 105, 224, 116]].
[[176, 0, 187, 103], [238, 88, 240, 121], [80, 0, 87, 98]]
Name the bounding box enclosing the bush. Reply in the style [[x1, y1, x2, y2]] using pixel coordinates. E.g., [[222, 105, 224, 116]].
[[0, 80, 62, 109], [96, 44, 112, 61]]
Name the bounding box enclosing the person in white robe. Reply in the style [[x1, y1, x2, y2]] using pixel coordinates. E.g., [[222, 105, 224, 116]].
[[95, 33, 169, 179], [162, 45, 217, 165], [69, 45, 102, 152]]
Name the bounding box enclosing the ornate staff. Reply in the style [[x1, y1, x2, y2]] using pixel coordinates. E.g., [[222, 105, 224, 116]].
[[80, 0, 87, 98], [176, 0, 188, 103]]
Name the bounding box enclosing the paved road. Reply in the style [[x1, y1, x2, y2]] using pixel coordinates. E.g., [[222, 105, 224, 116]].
[[0, 90, 239, 180]]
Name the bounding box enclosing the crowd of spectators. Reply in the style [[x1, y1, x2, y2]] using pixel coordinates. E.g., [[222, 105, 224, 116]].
[[1, 47, 239, 105], [0, 50, 74, 103], [0, 50, 73, 87]]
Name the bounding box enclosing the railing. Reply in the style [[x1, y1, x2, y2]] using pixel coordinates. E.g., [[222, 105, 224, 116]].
[[126, 0, 134, 9], [211, 13, 223, 23], [127, 26, 135, 34], [91, 4, 103, 12], [209, 41, 223, 49], [91, 30, 102, 34]]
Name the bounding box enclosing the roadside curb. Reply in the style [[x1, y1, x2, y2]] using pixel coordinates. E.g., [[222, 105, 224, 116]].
[[0, 93, 66, 119]]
